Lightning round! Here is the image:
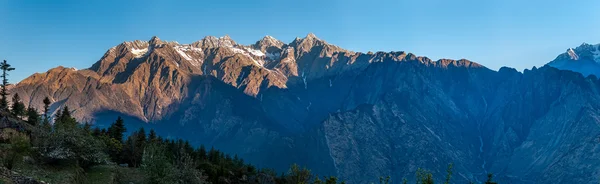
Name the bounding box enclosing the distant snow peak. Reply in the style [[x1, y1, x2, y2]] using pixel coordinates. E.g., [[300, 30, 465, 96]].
[[306, 33, 318, 40], [567, 48, 579, 60], [262, 35, 282, 45], [265, 35, 276, 40], [131, 48, 149, 58]]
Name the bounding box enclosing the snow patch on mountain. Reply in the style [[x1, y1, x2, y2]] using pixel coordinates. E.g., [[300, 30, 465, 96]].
[[131, 48, 148, 58], [247, 49, 265, 57], [230, 47, 248, 55], [175, 47, 193, 61], [173, 45, 203, 67], [229, 46, 268, 66], [175, 45, 202, 52], [567, 48, 579, 60]]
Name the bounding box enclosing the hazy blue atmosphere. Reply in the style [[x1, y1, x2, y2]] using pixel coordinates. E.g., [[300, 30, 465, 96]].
[[1, 0, 599, 83]]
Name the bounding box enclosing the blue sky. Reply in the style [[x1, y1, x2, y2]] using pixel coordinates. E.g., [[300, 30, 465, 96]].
[[1, 0, 599, 83]]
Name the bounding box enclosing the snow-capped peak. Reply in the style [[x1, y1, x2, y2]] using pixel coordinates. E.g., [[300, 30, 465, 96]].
[[305, 33, 318, 40], [261, 35, 281, 44], [264, 35, 276, 40]]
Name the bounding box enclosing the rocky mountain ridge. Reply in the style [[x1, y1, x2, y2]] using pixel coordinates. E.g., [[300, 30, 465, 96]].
[[11, 34, 600, 183]]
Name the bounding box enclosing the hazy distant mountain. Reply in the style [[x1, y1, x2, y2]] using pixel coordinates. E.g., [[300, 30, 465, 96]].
[[547, 43, 600, 77], [12, 34, 600, 183]]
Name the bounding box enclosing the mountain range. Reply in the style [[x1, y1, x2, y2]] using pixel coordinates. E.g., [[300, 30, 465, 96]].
[[11, 34, 600, 183]]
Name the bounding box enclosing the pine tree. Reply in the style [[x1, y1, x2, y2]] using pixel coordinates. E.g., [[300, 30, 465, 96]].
[[0, 60, 14, 111], [444, 163, 453, 184], [148, 129, 157, 143], [54, 106, 77, 130], [325, 176, 339, 184], [25, 106, 40, 126], [92, 127, 102, 137], [124, 128, 147, 167], [197, 145, 207, 160], [314, 176, 323, 184], [83, 122, 92, 133], [54, 108, 62, 122], [416, 168, 434, 184], [121, 135, 134, 166], [287, 164, 312, 184], [107, 116, 126, 142], [41, 97, 52, 130], [379, 176, 391, 184], [42, 97, 51, 116], [485, 173, 498, 184], [11, 93, 25, 118]]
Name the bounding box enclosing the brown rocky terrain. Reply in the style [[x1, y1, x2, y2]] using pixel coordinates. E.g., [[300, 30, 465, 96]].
[[11, 34, 600, 183]]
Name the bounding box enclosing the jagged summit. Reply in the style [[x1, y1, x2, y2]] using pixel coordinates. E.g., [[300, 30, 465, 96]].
[[149, 36, 161, 43], [305, 33, 318, 40], [259, 35, 283, 45], [253, 35, 285, 52], [546, 42, 600, 77]]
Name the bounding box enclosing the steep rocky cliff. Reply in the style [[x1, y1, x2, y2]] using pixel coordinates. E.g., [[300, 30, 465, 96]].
[[12, 34, 600, 183]]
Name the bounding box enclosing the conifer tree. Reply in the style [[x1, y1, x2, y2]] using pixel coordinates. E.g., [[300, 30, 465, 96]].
[[444, 163, 453, 184], [107, 116, 126, 142], [54, 106, 77, 130], [314, 176, 323, 184], [0, 60, 15, 111], [197, 145, 207, 160], [92, 127, 102, 137], [25, 106, 40, 126], [42, 97, 51, 121], [325, 176, 339, 184], [148, 129, 157, 143], [485, 173, 498, 184], [11, 93, 25, 118]]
